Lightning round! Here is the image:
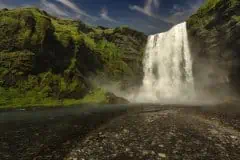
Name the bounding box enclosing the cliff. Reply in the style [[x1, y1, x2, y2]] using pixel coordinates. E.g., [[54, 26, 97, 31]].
[[0, 7, 147, 107], [187, 0, 240, 96]]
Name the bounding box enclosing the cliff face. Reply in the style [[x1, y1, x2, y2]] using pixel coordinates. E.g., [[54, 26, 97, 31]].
[[0, 8, 147, 107], [187, 0, 240, 96]]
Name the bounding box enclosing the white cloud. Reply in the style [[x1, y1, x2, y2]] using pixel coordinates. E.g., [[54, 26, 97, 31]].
[[166, 1, 203, 24], [39, 0, 99, 25], [56, 0, 81, 13], [129, 0, 174, 24], [40, 0, 69, 17], [129, 0, 203, 25], [100, 7, 117, 23], [129, 0, 160, 17], [56, 0, 96, 20]]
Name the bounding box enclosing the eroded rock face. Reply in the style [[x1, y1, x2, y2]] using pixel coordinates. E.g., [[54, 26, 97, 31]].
[[187, 0, 240, 96]]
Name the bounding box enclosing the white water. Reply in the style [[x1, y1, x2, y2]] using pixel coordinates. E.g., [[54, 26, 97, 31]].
[[136, 22, 195, 103]]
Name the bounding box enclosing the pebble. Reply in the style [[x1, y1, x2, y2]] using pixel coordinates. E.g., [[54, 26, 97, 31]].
[[63, 109, 240, 160], [142, 150, 149, 156], [151, 141, 156, 146], [210, 129, 218, 135], [112, 154, 117, 158], [159, 144, 164, 148], [158, 153, 166, 158], [230, 136, 237, 139], [123, 129, 129, 133]]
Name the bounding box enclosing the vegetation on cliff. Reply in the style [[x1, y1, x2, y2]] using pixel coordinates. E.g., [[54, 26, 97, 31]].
[[187, 0, 240, 94], [0, 7, 147, 108]]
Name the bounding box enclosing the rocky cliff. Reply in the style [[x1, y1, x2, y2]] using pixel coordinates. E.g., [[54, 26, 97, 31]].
[[0, 7, 147, 107], [187, 0, 240, 97]]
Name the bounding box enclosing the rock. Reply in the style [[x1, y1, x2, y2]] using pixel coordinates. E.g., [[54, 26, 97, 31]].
[[230, 135, 237, 139], [158, 153, 167, 158], [125, 148, 130, 152], [106, 92, 129, 104], [209, 129, 218, 135], [158, 144, 164, 148], [142, 150, 149, 156], [123, 129, 129, 133], [187, 0, 240, 95], [151, 151, 156, 155]]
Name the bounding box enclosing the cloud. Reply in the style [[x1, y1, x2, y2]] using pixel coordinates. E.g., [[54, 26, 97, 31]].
[[129, 0, 174, 24], [129, 0, 203, 25], [56, 0, 81, 13], [166, 1, 203, 24], [39, 0, 98, 25], [100, 7, 117, 23], [40, 0, 70, 17], [129, 0, 160, 17], [56, 0, 96, 20]]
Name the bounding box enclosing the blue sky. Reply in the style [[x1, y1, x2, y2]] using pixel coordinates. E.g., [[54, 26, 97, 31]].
[[0, 0, 204, 34]]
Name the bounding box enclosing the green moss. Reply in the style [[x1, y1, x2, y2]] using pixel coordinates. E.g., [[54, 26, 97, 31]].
[[0, 87, 108, 108], [232, 16, 240, 22], [0, 8, 54, 51], [0, 50, 35, 83], [62, 88, 108, 106], [0, 87, 49, 108], [199, 0, 220, 13], [83, 34, 96, 49], [52, 19, 80, 46], [96, 40, 121, 61]]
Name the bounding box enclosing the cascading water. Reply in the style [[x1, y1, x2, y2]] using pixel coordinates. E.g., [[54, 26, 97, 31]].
[[136, 22, 195, 103]]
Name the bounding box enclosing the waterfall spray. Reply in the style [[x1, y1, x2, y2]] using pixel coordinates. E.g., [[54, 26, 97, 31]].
[[136, 22, 195, 103]]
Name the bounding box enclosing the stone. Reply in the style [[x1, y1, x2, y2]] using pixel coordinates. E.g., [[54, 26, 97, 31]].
[[142, 150, 149, 156], [159, 144, 164, 148], [230, 136, 237, 139], [158, 153, 167, 158]]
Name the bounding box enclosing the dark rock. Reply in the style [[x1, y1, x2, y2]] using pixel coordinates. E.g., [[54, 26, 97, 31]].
[[187, 0, 240, 96], [106, 92, 129, 104]]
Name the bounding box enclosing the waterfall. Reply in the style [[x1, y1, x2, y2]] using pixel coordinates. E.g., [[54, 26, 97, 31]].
[[137, 22, 194, 103]]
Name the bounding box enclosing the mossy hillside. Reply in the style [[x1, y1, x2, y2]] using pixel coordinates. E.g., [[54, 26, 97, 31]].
[[188, 0, 240, 36], [89, 26, 147, 86], [0, 7, 147, 107], [187, 0, 240, 93]]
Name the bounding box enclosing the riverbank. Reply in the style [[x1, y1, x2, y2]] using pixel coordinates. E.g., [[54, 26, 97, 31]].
[[0, 104, 240, 160]]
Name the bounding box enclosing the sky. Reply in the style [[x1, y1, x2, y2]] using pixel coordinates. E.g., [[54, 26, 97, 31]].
[[0, 0, 204, 34]]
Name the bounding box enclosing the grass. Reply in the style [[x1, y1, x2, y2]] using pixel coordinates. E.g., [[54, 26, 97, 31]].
[[52, 19, 81, 46], [0, 87, 108, 108], [199, 0, 220, 12]]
